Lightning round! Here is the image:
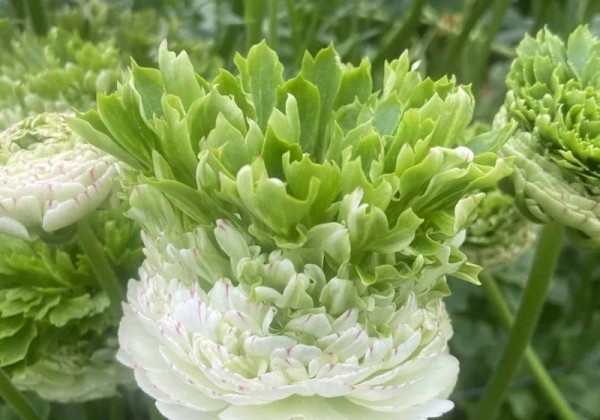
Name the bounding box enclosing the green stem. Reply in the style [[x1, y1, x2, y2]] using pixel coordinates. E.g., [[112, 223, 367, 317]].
[[10, 0, 27, 30], [480, 273, 577, 420], [25, 0, 49, 36], [267, 0, 278, 50], [77, 218, 124, 320], [372, 0, 425, 68], [0, 370, 41, 420], [294, 2, 322, 68], [532, 0, 549, 32], [470, 0, 512, 91], [570, 249, 597, 324], [474, 223, 565, 419], [444, 0, 491, 75], [85, 397, 125, 420], [243, 0, 266, 50]]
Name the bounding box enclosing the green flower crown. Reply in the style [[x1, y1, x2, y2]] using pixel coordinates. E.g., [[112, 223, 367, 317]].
[[502, 25, 600, 245], [72, 41, 512, 418], [75, 41, 513, 290]]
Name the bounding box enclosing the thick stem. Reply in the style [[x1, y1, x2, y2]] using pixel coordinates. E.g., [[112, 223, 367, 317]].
[[267, 0, 279, 50], [25, 0, 49, 36], [372, 0, 425, 68], [243, 0, 266, 50], [0, 370, 41, 420], [77, 218, 124, 320], [444, 0, 490, 74], [570, 249, 597, 324], [10, 0, 27, 30], [469, 0, 512, 91], [480, 273, 577, 420], [474, 223, 565, 419]]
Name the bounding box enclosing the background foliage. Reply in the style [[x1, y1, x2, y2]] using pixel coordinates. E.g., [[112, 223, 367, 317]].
[[1, 0, 600, 419]]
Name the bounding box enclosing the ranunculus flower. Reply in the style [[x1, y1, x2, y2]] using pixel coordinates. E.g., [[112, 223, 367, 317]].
[[119, 216, 458, 419], [0, 112, 120, 241], [76, 42, 512, 418], [501, 26, 600, 246]]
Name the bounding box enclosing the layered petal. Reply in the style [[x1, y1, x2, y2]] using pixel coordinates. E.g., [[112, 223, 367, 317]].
[[502, 26, 600, 245], [0, 113, 120, 240]]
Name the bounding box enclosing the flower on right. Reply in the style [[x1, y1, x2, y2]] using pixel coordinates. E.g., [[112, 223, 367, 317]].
[[499, 26, 600, 245]]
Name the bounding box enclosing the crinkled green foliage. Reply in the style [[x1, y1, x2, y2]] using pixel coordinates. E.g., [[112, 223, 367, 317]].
[[76, 41, 511, 311], [462, 190, 540, 269], [0, 26, 120, 130], [503, 26, 600, 244], [0, 208, 142, 374], [12, 337, 132, 403], [51, 0, 222, 73], [507, 26, 600, 182]]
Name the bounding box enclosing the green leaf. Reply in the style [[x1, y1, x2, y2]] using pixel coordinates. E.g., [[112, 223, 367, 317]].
[[334, 59, 373, 109], [283, 154, 341, 226], [69, 112, 144, 170], [235, 41, 284, 130], [0, 316, 26, 339], [301, 45, 343, 159], [158, 41, 205, 110], [131, 62, 165, 119], [213, 69, 257, 119], [0, 321, 36, 367], [188, 87, 247, 150], [566, 26, 595, 77], [278, 75, 321, 151], [466, 122, 516, 155], [96, 94, 154, 168], [48, 294, 96, 326], [156, 94, 198, 185], [147, 179, 211, 226]]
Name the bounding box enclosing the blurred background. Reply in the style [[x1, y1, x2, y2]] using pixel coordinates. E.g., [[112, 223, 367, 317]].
[[1, 0, 600, 419]]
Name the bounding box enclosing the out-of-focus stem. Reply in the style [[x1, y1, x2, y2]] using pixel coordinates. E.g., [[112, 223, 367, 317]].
[[480, 272, 577, 420], [0, 369, 41, 420], [78, 217, 124, 320], [26, 0, 49, 36], [475, 223, 564, 419], [243, 0, 266, 50]]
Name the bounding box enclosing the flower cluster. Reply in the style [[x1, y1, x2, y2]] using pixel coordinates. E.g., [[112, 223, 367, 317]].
[[76, 42, 511, 418], [501, 26, 600, 245]]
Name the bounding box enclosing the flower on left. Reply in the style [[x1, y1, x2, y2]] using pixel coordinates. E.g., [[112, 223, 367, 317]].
[[0, 113, 120, 241], [0, 112, 143, 402]]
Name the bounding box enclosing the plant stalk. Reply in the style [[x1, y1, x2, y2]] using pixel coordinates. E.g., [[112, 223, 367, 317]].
[[474, 223, 565, 419], [243, 0, 266, 50], [10, 0, 27, 30], [267, 0, 279, 50], [25, 0, 49, 36], [373, 0, 425, 68], [480, 273, 577, 420], [0, 369, 41, 420], [445, 0, 490, 74], [77, 217, 124, 320]]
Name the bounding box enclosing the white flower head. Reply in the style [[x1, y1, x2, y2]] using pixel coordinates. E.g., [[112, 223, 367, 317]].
[[118, 224, 459, 420], [0, 112, 120, 240]]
